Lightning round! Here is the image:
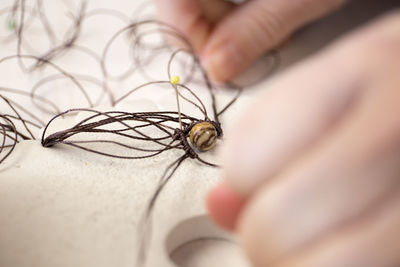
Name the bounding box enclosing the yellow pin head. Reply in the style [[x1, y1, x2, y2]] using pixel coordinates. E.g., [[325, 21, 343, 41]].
[[170, 75, 180, 85]]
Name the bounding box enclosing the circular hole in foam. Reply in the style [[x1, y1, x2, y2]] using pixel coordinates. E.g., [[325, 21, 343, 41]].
[[166, 215, 251, 267]]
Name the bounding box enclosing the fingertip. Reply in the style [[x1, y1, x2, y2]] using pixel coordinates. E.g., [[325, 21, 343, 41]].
[[202, 39, 247, 83], [207, 182, 247, 231]]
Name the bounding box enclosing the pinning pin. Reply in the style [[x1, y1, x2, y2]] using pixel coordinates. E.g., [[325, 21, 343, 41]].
[[170, 75, 180, 85]]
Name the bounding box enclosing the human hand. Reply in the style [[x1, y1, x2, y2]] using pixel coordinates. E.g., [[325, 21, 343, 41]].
[[153, 0, 347, 82], [207, 11, 400, 267]]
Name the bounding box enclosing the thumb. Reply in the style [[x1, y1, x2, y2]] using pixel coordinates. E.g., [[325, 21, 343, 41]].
[[202, 0, 347, 82]]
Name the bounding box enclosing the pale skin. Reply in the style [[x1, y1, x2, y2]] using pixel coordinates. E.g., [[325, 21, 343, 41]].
[[153, 1, 400, 266]]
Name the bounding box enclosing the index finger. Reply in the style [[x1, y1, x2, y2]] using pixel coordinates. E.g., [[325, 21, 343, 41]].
[[152, 0, 210, 51], [153, 0, 234, 51]]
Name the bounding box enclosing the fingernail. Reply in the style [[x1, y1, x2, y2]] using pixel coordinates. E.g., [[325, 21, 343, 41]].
[[203, 42, 244, 83], [207, 182, 247, 231]]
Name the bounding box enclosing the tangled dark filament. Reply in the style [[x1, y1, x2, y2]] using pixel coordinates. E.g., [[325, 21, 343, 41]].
[[0, 1, 280, 266]]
